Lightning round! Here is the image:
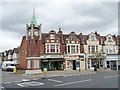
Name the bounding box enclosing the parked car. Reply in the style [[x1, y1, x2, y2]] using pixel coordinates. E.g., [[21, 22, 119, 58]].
[[1, 61, 16, 71]]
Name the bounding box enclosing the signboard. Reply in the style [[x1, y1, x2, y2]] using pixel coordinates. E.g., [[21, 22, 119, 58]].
[[87, 54, 96, 58], [41, 55, 64, 59]]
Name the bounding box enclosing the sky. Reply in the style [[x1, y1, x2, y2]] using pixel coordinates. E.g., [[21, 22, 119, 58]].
[[0, 0, 119, 52]]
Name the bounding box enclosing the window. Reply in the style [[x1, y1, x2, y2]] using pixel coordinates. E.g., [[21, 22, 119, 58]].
[[91, 46, 95, 53], [88, 46, 90, 53], [50, 34, 55, 39], [91, 35, 95, 41], [56, 44, 59, 53], [47, 45, 49, 53], [71, 45, 75, 53], [96, 46, 98, 52], [68, 45, 70, 53], [108, 37, 112, 42], [71, 36, 76, 41], [50, 45, 55, 52], [109, 48, 113, 53], [35, 40, 37, 44], [76, 45, 79, 53]]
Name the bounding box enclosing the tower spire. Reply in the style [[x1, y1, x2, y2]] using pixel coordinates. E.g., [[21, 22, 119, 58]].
[[33, 8, 35, 16], [31, 8, 38, 27]]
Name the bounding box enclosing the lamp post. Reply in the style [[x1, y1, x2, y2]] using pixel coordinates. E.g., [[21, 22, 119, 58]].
[[85, 53, 87, 70], [79, 55, 81, 72]]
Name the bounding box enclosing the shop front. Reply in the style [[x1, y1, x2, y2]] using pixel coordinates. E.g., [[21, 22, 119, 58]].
[[41, 54, 65, 71], [65, 54, 85, 70], [106, 54, 120, 70], [86, 54, 106, 70]]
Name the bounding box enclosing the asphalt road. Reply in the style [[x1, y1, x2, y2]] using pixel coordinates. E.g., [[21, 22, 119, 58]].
[[1, 70, 119, 89]]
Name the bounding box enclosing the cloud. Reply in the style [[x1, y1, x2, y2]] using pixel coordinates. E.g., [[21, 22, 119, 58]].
[[0, 1, 118, 52]]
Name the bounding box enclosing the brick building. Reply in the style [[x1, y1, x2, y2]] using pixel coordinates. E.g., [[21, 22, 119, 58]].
[[17, 14, 120, 73]]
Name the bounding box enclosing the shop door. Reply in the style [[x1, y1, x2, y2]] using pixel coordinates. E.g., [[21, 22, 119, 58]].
[[73, 60, 76, 70]]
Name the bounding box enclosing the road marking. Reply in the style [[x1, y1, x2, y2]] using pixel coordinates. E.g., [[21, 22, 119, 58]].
[[17, 81, 44, 87], [48, 79, 63, 83], [55, 79, 92, 87], [17, 82, 30, 87], [4, 82, 12, 84], [32, 78, 41, 81], [104, 75, 120, 78], [14, 81, 22, 83], [22, 79, 30, 82], [28, 81, 44, 86], [0, 85, 4, 89]]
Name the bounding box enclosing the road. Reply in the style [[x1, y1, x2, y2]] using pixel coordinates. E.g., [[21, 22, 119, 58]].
[[1, 70, 119, 89]]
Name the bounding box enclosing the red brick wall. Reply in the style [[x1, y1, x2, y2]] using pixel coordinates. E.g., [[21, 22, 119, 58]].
[[19, 36, 27, 70], [27, 36, 40, 57], [40, 43, 45, 54]]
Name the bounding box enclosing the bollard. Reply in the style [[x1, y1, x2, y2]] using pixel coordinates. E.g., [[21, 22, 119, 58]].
[[13, 67, 17, 73], [43, 68, 47, 79]]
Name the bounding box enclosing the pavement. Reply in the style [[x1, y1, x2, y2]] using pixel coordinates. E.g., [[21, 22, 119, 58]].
[[21, 69, 114, 79]]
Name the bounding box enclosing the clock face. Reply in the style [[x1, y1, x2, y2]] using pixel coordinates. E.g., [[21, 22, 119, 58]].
[[34, 31, 39, 36]]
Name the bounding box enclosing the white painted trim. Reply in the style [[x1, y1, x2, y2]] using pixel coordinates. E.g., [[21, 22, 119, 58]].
[[26, 57, 41, 59]]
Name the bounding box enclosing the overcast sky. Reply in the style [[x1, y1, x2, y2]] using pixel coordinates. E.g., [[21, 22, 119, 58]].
[[0, 0, 119, 52]]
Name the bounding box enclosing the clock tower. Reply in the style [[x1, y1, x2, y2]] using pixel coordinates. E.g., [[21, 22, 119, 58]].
[[26, 10, 42, 70]]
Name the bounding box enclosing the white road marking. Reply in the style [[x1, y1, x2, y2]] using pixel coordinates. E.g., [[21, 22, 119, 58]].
[[17, 82, 30, 87], [4, 82, 12, 84], [55, 79, 92, 87], [28, 81, 44, 86], [14, 81, 22, 83], [32, 78, 41, 81], [0, 85, 4, 89], [104, 75, 120, 78], [48, 79, 63, 83], [22, 79, 30, 82], [17, 81, 44, 87]]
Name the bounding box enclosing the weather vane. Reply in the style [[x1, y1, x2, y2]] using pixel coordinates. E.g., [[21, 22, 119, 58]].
[[33, 8, 35, 16]]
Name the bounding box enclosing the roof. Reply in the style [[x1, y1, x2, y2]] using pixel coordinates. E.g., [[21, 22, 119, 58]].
[[32, 14, 38, 27]]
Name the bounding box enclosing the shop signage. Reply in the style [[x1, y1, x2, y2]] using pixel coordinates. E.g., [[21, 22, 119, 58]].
[[87, 54, 96, 58], [41, 55, 64, 59]]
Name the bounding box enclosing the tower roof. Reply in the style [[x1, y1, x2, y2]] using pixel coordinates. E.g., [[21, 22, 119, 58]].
[[31, 9, 38, 27]]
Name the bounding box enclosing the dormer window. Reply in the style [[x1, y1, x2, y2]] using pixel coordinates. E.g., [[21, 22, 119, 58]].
[[70, 36, 76, 41], [108, 37, 112, 42], [91, 35, 95, 41], [50, 34, 55, 39]]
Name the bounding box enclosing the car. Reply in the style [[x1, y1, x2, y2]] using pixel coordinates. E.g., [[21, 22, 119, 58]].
[[1, 61, 16, 71]]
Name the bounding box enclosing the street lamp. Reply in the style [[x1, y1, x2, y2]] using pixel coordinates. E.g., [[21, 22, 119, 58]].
[[79, 55, 81, 72]]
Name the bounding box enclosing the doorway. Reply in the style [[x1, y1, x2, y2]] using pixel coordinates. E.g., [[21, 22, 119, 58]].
[[73, 60, 76, 70]]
